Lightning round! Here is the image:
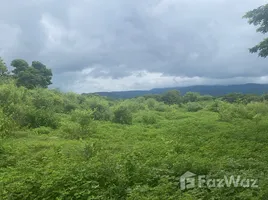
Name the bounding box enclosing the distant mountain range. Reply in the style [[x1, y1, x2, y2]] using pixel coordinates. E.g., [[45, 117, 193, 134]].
[[89, 83, 268, 99]]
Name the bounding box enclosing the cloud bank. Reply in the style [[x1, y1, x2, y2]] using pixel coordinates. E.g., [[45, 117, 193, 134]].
[[0, 0, 267, 92]]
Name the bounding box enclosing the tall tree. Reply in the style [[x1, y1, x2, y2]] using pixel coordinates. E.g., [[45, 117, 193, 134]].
[[11, 59, 53, 89], [31, 61, 53, 88], [11, 59, 29, 76], [244, 4, 268, 57]]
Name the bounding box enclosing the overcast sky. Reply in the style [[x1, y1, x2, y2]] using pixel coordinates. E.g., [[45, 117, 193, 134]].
[[0, 0, 267, 93]]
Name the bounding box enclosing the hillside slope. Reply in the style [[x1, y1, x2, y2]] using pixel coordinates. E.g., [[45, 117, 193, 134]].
[[91, 83, 268, 98]]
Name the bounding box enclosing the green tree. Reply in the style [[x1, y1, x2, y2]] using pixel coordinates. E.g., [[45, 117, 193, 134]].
[[161, 90, 182, 105], [31, 61, 53, 88], [11, 59, 29, 76], [11, 59, 52, 89], [244, 4, 268, 57], [183, 92, 200, 103], [93, 104, 113, 121]]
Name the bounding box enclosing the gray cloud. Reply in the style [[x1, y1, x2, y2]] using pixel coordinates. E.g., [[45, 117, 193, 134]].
[[0, 0, 268, 92]]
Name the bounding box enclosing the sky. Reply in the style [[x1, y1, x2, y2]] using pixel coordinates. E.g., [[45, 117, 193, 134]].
[[0, 0, 267, 93]]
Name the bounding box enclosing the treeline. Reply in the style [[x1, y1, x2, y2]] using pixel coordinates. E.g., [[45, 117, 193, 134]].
[[1, 79, 268, 139], [143, 90, 268, 105], [94, 84, 268, 99]]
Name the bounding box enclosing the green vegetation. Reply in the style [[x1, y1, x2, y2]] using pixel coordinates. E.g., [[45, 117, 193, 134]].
[[0, 58, 8, 76], [1, 74, 268, 199], [7, 58, 52, 89], [244, 3, 268, 57]]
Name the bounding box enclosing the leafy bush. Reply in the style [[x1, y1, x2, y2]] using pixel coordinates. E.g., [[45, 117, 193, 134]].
[[113, 106, 133, 125], [142, 113, 157, 125], [31, 109, 60, 129], [70, 109, 94, 128], [246, 102, 268, 115], [93, 104, 113, 121], [154, 102, 169, 112], [33, 126, 53, 135], [81, 96, 109, 110], [146, 98, 157, 110], [218, 103, 234, 122], [198, 95, 214, 101], [186, 102, 203, 112], [207, 100, 221, 112], [161, 90, 182, 105], [120, 100, 146, 113], [0, 109, 18, 138], [63, 92, 80, 112], [0, 83, 27, 105], [218, 102, 255, 122], [245, 102, 268, 123], [183, 92, 200, 103], [30, 88, 64, 112], [136, 97, 146, 103], [59, 110, 97, 139], [59, 121, 86, 139], [8, 104, 59, 129], [64, 102, 78, 113]]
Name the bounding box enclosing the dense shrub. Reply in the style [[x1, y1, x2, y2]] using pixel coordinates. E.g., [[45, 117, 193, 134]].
[[183, 92, 200, 103], [59, 121, 90, 139], [142, 113, 157, 125], [70, 109, 94, 128], [81, 96, 109, 110], [32, 109, 60, 128], [136, 97, 146, 104], [146, 98, 157, 110], [218, 102, 234, 122], [155, 102, 169, 112], [207, 100, 221, 112], [0, 83, 28, 106], [161, 90, 182, 105], [217, 102, 263, 122], [64, 102, 78, 113], [30, 88, 64, 112], [0, 109, 18, 138], [113, 106, 133, 125], [8, 104, 59, 128], [33, 126, 53, 135], [120, 100, 146, 113], [186, 102, 203, 112], [198, 95, 214, 101], [59, 110, 96, 139], [246, 102, 268, 115], [93, 104, 113, 121]]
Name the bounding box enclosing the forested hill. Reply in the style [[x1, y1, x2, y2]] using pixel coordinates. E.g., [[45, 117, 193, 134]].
[[91, 83, 268, 99]]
